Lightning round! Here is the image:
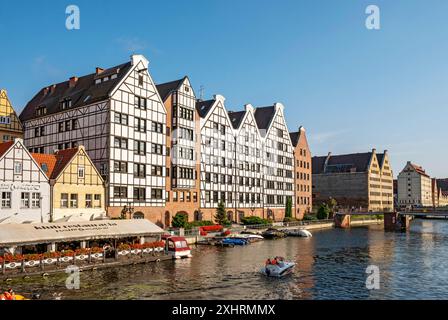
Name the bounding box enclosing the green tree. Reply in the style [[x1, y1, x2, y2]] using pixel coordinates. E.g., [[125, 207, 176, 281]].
[[317, 204, 330, 220], [214, 201, 229, 225], [172, 213, 188, 228], [328, 198, 338, 216], [285, 197, 293, 219]]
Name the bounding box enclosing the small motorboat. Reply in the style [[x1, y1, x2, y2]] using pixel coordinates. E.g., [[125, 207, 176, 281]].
[[284, 229, 313, 238], [227, 234, 264, 242], [261, 228, 286, 239], [165, 236, 193, 259], [260, 257, 295, 278], [221, 238, 249, 246]]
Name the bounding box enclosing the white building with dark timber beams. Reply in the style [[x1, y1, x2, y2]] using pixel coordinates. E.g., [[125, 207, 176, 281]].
[[228, 104, 264, 220], [196, 95, 236, 221], [0, 139, 50, 224], [254, 104, 294, 220], [19, 55, 168, 222]]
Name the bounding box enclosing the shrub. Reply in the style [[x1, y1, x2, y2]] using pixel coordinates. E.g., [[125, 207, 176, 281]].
[[283, 217, 297, 222], [241, 216, 271, 225], [172, 213, 189, 228], [317, 204, 330, 220], [303, 214, 318, 221]]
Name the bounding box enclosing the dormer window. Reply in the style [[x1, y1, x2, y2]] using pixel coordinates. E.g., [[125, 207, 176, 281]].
[[36, 106, 47, 116], [61, 98, 72, 110], [95, 79, 102, 85], [41, 163, 48, 173], [111, 74, 118, 80], [103, 76, 109, 82]]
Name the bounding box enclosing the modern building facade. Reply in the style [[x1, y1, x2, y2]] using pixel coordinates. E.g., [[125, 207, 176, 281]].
[[312, 149, 393, 212], [0, 139, 50, 224], [290, 126, 312, 219], [0, 89, 23, 143], [19, 55, 167, 222], [32, 146, 106, 222], [397, 162, 432, 208], [156, 77, 200, 226]]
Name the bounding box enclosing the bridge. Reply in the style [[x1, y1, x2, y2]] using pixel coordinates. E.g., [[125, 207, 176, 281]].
[[334, 210, 448, 231]]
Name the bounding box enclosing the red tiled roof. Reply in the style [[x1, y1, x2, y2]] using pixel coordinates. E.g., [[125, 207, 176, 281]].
[[410, 163, 430, 178], [0, 141, 14, 158], [31, 147, 79, 179]]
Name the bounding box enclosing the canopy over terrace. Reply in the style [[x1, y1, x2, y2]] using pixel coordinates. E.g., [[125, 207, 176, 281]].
[[0, 219, 165, 248]]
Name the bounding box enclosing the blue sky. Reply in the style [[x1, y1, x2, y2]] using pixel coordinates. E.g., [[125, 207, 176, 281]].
[[1, 0, 447, 177]]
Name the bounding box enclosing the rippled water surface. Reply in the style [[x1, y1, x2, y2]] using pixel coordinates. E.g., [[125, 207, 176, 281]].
[[7, 219, 448, 300]]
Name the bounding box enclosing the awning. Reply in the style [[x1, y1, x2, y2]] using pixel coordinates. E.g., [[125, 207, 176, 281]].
[[0, 219, 165, 247]]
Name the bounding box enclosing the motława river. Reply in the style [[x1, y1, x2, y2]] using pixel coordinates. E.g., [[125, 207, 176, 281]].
[[7, 219, 448, 300]]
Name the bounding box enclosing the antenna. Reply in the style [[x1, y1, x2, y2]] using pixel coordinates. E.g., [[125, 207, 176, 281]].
[[199, 85, 205, 100]]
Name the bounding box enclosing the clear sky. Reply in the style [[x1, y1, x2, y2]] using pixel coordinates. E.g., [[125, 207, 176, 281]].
[[1, 0, 447, 178]]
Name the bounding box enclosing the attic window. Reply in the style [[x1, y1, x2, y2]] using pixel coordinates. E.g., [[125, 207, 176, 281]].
[[61, 98, 72, 110], [83, 95, 91, 102], [111, 74, 118, 80], [103, 76, 110, 82], [95, 79, 102, 85], [41, 163, 48, 173], [138, 75, 144, 86], [185, 86, 190, 92], [36, 106, 47, 116]]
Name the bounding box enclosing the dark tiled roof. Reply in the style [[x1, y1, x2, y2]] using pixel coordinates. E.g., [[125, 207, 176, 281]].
[[156, 77, 185, 102], [376, 153, 384, 167], [0, 141, 14, 159], [254, 106, 276, 131], [289, 132, 299, 147], [227, 111, 246, 129], [196, 99, 215, 118], [437, 179, 448, 192], [312, 152, 373, 174], [19, 62, 133, 122]]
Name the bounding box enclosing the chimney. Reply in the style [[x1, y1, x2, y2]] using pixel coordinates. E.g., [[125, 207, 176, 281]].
[[69, 77, 78, 88], [50, 84, 56, 94], [96, 67, 104, 75], [43, 87, 49, 96], [372, 148, 377, 153]]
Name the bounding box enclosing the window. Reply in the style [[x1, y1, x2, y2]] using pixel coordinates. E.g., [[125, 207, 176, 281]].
[[1, 192, 11, 208], [193, 192, 198, 202], [152, 122, 163, 133], [134, 188, 146, 201], [114, 187, 128, 199], [94, 194, 101, 208], [179, 192, 184, 202], [21, 192, 30, 208], [58, 122, 64, 133], [114, 112, 128, 125], [151, 188, 163, 199], [134, 140, 146, 155], [65, 120, 71, 131], [78, 166, 85, 178], [114, 137, 128, 149], [151, 143, 163, 155], [14, 162, 22, 174], [114, 161, 127, 173], [61, 98, 72, 109], [277, 128, 283, 138], [133, 163, 146, 177], [205, 191, 210, 203], [135, 96, 147, 109], [70, 194, 78, 208], [220, 125, 226, 135], [86, 194, 92, 208], [72, 119, 78, 130], [61, 193, 69, 208], [31, 193, 41, 208], [205, 172, 211, 183], [213, 191, 218, 203], [135, 117, 146, 132], [151, 165, 163, 176], [173, 191, 178, 202], [138, 74, 144, 86]]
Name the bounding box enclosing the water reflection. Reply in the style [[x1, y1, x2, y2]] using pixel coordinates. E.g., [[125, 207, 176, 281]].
[[8, 219, 448, 300]]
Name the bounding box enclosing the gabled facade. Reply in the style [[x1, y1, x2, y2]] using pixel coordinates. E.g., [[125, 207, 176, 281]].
[[197, 95, 236, 220], [255, 104, 294, 220], [397, 161, 432, 207], [19, 55, 167, 222], [0, 89, 23, 142], [0, 139, 50, 224], [156, 77, 200, 226], [228, 104, 264, 219], [312, 149, 393, 212], [290, 126, 312, 219], [32, 146, 106, 222]]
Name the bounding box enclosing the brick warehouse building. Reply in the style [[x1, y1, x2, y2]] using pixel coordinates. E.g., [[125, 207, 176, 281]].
[[19, 55, 312, 226]]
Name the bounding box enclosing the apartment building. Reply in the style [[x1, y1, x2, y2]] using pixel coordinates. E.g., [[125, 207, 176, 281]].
[[156, 77, 200, 226], [254, 103, 295, 220], [197, 95, 236, 221], [397, 162, 432, 208], [228, 104, 264, 220], [32, 145, 106, 222], [290, 126, 312, 219], [0, 139, 50, 224], [436, 179, 448, 207], [312, 149, 393, 212], [19, 55, 167, 222], [0, 89, 23, 143]]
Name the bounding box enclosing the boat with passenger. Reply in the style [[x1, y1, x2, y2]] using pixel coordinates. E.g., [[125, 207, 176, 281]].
[[260, 257, 295, 277]]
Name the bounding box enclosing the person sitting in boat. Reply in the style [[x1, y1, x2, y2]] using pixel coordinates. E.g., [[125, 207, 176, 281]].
[[265, 258, 271, 266], [3, 288, 15, 300], [271, 258, 278, 265]]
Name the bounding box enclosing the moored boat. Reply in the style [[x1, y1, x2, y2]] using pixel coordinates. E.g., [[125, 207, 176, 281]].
[[261, 228, 286, 239]]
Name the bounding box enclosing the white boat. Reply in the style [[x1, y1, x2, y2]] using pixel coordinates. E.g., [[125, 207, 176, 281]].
[[284, 229, 313, 238], [228, 234, 264, 242], [260, 258, 295, 277]]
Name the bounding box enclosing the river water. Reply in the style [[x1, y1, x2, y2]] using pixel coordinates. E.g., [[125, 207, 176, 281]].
[[6, 219, 448, 300]]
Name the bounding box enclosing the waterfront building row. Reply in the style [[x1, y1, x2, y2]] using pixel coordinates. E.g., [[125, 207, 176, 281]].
[[10, 54, 312, 225]]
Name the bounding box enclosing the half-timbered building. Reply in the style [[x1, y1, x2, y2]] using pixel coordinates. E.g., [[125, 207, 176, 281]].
[[0, 89, 23, 143], [19, 55, 167, 222]]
